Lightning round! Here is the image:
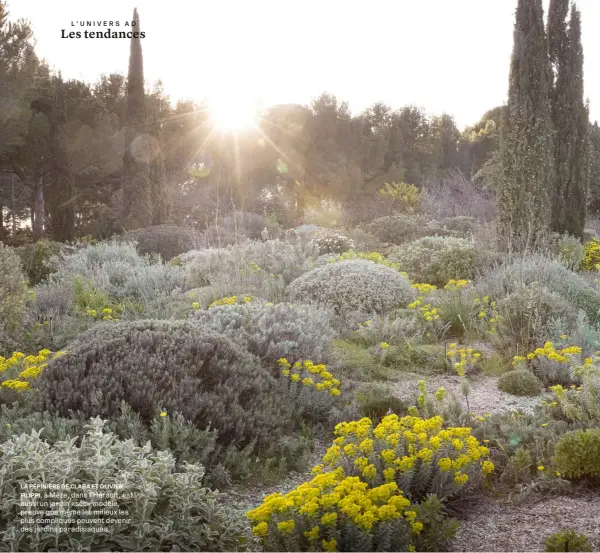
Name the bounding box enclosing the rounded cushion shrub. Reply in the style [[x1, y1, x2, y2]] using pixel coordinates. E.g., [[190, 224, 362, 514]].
[[36, 320, 295, 456], [388, 236, 479, 286], [553, 429, 600, 479], [362, 214, 424, 245], [193, 300, 335, 371], [476, 254, 600, 324], [0, 417, 245, 551], [313, 232, 355, 255], [287, 260, 415, 314], [497, 368, 543, 396], [123, 224, 195, 261], [496, 282, 578, 351], [425, 216, 476, 238]]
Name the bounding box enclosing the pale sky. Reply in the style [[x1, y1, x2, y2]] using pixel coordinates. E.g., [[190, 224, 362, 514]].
[[6, 0, 600, 129]]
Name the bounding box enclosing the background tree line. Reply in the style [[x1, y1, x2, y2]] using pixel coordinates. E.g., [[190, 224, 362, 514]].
[[1, 1, 599, 246]]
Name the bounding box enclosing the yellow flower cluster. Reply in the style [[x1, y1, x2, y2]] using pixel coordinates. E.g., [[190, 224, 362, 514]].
[[209, 295, 252, 309], [444, 279, 471, 290], [278, 358, 341, 396], [472, 296, 497, 334], [86, 306, 120, 321], [514, 342, 582, 366], [408, 298, 440, 322], [0, 349, 66, 392], [581, 239, 600, 271], [447, 345, 481, 377], [325, 414, 493, 487], [331, 250, 404, 273], [411, 283, 437, 295], [248, 467, 421, 550]]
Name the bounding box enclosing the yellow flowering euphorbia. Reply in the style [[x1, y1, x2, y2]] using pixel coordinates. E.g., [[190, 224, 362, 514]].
[[209, 295, 253, 309], [324, 414, 493, 501], [278, 358, 342, 397], [446, 346, 481, 376], [248, 414, 491, 551], [0, 349, 66, 392], [247, 467, 420, 552]]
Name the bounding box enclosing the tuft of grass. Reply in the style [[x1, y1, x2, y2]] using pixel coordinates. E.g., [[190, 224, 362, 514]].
[[479, 353, 512, 376]]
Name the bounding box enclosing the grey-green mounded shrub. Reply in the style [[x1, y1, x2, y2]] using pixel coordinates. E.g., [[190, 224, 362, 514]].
[[0, 417, 245, 552], [193, 300, 335, 371], [495, 282, 578, 352], [122, 224, 195, 261], [36, 320, 296, 462], [553, 429, 600, 480], [13, 239, 64, 285], [425, 216, 477, 237], [476, 254, 600, 324], [549, 232, 586, 271], [388, 236, 479, 286], [47, 240, 188, 303], [362, 214, 425, 245], [497, 368, 543, 396], [287, 260, 415, 314]]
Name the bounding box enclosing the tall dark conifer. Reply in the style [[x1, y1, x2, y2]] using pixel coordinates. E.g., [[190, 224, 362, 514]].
[[121, 7, 151, 230], [149, 111, 170, 225], [499, 0, 555, 252], [548, 1, 589, 239], [48, 75, 75, 242]]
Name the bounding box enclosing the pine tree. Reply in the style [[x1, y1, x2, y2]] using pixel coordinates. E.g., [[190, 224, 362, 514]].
[[548, 1, 589, 239], [47, 75, 75, 242], [121, 7, 152, 230], [499, 0, 555, 252]]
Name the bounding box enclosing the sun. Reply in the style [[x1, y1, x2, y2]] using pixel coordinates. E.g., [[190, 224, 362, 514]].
[[209, 94, 259, 132]]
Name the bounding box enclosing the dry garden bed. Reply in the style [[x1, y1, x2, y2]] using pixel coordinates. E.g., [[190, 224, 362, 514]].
[[2, 220, 600, 552]]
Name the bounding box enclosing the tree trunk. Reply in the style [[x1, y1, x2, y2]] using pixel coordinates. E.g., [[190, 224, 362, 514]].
[[0, 196, 5, 243], [33, 177, 45, 241]]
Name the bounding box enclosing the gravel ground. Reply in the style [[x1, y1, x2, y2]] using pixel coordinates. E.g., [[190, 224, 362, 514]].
[[450, 491, 600, 551], [392, 372, 543, 415], [219, 441, 328, 548]]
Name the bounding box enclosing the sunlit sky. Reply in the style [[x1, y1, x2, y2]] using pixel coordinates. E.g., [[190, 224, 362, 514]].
[[6, 0, 600, 129]]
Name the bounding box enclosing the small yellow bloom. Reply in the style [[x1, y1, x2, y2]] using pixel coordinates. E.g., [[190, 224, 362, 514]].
[[537, 465, 545, 471], [160, 411, 167, 417]]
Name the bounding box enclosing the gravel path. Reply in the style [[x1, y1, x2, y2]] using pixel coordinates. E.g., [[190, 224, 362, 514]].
[[392, 372, 544, 415], [450, 491, 600, 551]]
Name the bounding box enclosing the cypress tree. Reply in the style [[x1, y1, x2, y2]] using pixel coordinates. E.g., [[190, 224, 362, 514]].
[[48, 75, 75, 242], [548, 1, 589, 239], [149, 110, 170, 225], [499, 0, 555, 252], [121, 7, 152, 230]]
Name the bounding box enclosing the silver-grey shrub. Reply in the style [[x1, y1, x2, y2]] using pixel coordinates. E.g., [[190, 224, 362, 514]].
[[181, 238, 318, 302], [476, 253, 600, 323], [362, 214, 426, 245], [287, 260, 415, 314], [388, 235, 480, 286], [0, 417, 245, 552], [47, 240, 188, 302], [193, 300, 335, 369]]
